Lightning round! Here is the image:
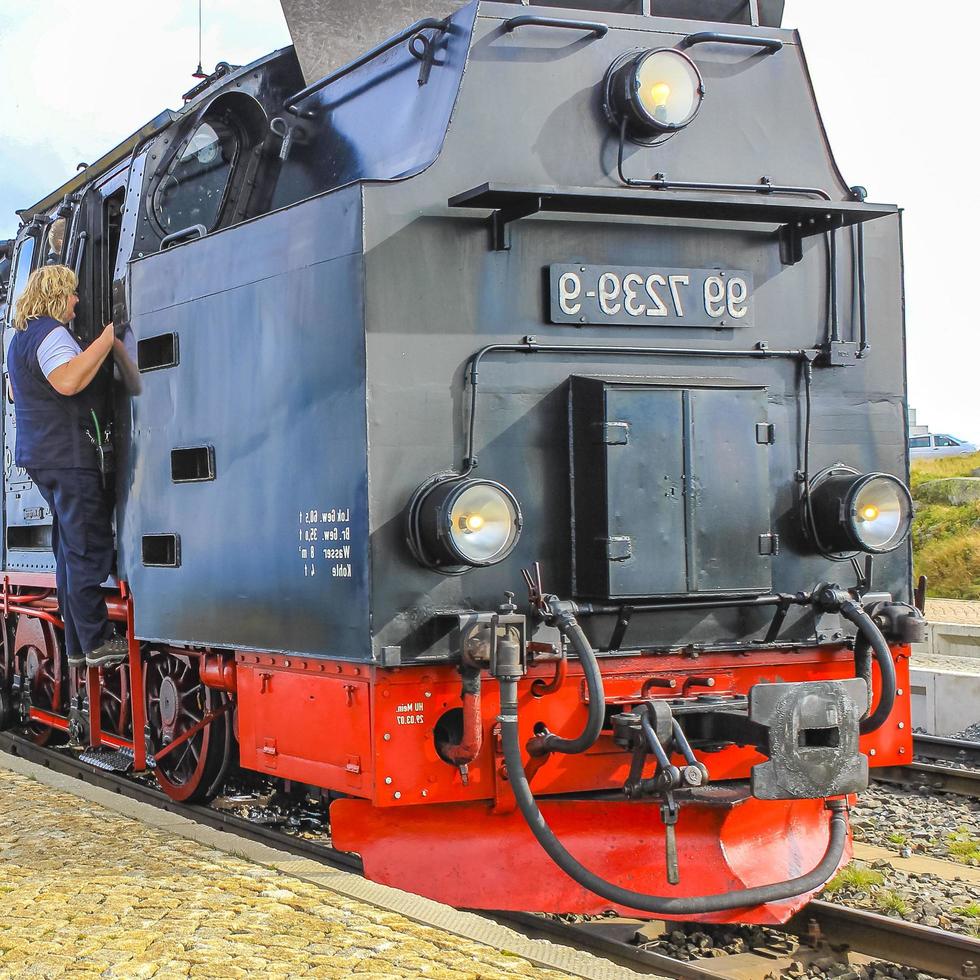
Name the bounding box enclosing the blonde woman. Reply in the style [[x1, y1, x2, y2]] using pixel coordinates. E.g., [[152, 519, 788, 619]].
[[8, 265, 129, 668]]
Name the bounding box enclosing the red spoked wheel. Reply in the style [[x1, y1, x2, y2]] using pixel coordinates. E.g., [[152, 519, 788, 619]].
[[144, 648, 231, 803], [71, 664, 132, 740], [12, 615, 64, 745]]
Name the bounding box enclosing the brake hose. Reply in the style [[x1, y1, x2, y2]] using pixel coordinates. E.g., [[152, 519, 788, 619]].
[[499, 671, 849, 914], [837, 599, 897, 735], [525, 598, 604, 758]]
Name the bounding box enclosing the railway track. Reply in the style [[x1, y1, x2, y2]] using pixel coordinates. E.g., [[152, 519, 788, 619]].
[[491, 904, 980, 979], [873, 734, 980, 798], [2, 729, 979, 980]]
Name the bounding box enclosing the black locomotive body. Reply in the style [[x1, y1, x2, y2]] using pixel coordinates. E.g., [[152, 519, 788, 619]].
[[0, 0, 923, 922]]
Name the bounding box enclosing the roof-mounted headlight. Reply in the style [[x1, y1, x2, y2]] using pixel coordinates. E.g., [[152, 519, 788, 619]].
[[604, 48, 704, 144], [807, 468, 913, 555], [407, 476, 523, 573]]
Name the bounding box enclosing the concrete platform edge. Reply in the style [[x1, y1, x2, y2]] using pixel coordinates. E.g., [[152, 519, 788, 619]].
[[0, 751, 648, 980]]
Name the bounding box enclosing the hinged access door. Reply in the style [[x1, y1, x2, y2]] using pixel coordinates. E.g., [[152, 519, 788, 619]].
[[570, 378, 773, 599]]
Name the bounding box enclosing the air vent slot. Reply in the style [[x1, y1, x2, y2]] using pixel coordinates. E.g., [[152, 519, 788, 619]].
[[171, 446, 215, 483], [138, 333, 179, 372], [6, 525, 52, 550], [142, 534, 180, 567]]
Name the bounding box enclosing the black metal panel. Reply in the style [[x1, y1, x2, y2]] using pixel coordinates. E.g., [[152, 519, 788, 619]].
[[118, 188, 370, 658], [688, 386, 772, 593], [605, 384, 686, 596], [571, 379, 771, 599]]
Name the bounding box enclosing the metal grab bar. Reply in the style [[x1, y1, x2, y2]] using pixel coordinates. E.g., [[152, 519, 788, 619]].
[[160, 225, 206, 250], [504, 15, 609, 37], [679, 31, 782, 52], [284, 16, 451, 116]]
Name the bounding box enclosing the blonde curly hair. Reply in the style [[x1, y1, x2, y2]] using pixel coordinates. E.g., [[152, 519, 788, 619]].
[[13, 265, 77, 331]]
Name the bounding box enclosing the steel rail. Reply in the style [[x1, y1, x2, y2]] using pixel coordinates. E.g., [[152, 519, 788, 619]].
[[872, 760, 980, 799], [914, 733, 980, 766], [492, 900, 980, 980], [791, 900, 980, 979]]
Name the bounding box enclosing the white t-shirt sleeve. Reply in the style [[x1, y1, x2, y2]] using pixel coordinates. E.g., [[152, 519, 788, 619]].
[[37, 326, 83, 379]]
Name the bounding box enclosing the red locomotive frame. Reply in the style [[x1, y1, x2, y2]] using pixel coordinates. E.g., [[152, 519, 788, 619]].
[[0, 569, 913, 922]]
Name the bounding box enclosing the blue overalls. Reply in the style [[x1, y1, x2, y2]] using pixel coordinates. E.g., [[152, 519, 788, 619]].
[[7, 316, 114, 659]]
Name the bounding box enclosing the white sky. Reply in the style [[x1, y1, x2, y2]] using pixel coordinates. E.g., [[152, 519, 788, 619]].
[[1, 1, 976, 440]]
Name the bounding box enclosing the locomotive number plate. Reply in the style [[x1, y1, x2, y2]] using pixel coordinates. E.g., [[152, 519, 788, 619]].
[[549, 264, 753, 328]]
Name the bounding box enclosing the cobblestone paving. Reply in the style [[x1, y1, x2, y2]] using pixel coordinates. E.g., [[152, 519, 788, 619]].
[[0, 769, 569, 980]]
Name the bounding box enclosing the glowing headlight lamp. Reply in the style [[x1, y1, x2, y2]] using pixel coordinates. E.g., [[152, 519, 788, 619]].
[[604, 48, 704, 143], [807, 468, 913, 555], [408, 476, 523, 573]]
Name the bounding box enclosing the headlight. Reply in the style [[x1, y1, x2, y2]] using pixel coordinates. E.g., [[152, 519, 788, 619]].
[[604, 48, 704, 142], [808, 470, 913, 555], [409, 477, 523, 572]]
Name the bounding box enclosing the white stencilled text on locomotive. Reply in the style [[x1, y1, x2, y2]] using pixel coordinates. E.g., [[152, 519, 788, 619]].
[[298, 505, 354, 578]]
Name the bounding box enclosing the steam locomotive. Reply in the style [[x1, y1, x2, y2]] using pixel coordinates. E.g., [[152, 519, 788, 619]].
[[0, 0, 925, 924]]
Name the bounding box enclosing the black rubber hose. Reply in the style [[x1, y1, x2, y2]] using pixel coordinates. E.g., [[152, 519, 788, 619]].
[[500, 678, 849, 914], [527, 603, 604, 757], [839, 600, 896, 735]]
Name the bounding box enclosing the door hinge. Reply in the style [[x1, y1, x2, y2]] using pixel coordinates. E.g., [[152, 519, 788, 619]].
[[603, 536, 633, 561], [758, 532, 780, 556], [598, 421, 630, 445]]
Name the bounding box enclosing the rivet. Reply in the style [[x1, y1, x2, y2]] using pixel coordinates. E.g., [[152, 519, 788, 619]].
[[897, 688, 904, 696], [284, 659, 291, 667], [385, 776, 392, 784], [898, 721, 905, 729], [394, 791, 401, 799], [421, 789, 428, 797], [869, 748, 877, 757], [383, 733, 391, 741], [383, 690, 390, 698], [424, 691, 431, 698], [898, 747, 906, 755]]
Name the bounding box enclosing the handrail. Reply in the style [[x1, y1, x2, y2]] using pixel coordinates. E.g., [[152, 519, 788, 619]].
[[679, 31, 782, 52], [160, 225, 207, 250], [504, 15, 608, 37], [284, 17, 450, 116]]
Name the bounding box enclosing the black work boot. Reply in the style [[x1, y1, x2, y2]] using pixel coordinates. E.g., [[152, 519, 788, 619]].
[[67, 651, 86, 668], [86, 635, 129, 668]]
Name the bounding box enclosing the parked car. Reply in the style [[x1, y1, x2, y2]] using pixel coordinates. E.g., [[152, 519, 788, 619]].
[[909, 433, 978, 458]]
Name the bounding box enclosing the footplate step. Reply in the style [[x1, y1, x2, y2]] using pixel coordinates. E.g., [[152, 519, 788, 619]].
[[78, 746, 136, 773]]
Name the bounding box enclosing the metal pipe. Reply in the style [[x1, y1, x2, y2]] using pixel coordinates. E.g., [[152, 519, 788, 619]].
[[438, 661, 484, 766], [499, 675, 850, 913], [531, 657, 566, 697], [616, 119, 830, 199], [462, 339, 807, 473], [828, 229, 840, 342], [284, 17, 450, 116], [577, 592, 809, 617]]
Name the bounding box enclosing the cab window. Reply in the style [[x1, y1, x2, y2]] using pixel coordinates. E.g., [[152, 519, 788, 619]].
[[4, 236, 37, 328], [909, 436, 929, 449], [935, 435, 957, 447], [152, 118, 240, 235]]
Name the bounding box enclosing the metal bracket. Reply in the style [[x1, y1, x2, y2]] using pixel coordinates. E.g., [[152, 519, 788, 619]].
[[490, 196, 542, 251]]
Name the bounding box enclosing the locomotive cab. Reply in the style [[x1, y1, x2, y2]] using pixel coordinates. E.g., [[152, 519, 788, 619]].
[[1, 0, 923, 924]]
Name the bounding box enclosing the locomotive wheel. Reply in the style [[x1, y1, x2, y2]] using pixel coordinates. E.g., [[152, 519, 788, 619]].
[[72, 664, 132, 739], [144, 649, 230, 803], [13, 616, 64, 745]]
